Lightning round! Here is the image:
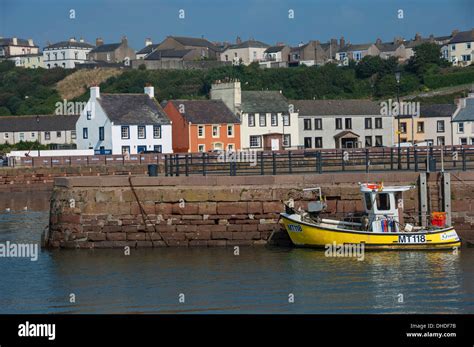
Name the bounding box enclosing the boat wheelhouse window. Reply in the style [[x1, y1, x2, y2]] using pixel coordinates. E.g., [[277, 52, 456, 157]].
[[364, 193, 372, 210], [376, 193, 390, 211]]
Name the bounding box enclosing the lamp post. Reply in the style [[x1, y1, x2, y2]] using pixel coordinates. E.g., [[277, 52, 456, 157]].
[[395, 69, 401, 169], [36, 115, 40, 157]]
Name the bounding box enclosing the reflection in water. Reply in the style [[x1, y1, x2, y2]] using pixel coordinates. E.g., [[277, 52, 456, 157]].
[[0, 209, 473, 314], [0, 190, 52, 212]]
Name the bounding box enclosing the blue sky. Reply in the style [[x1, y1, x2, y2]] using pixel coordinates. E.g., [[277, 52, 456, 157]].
[[0, 0, 472, 49]]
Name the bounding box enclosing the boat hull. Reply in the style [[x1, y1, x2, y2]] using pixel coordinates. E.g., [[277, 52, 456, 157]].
[[280, 213, 462, 250]]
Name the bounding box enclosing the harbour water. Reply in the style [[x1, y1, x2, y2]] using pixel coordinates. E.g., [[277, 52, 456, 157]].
[[0, 194, 473, 314]]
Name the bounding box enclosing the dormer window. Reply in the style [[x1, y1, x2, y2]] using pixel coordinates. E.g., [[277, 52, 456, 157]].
[[86, 111, 92, 120]]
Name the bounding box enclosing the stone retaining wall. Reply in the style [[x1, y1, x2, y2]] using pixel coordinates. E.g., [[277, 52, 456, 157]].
[[46, 172, 474, 249]]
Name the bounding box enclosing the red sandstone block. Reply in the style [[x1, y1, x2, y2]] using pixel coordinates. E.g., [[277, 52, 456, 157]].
[[127, 233, 148, 241], [181, 215, 202, 220], [155, 203, 172, 215], [163, 232, 186, 241], [239, 224, 259, 232], [59, 214, 81, 224], [206, 224, 227, 232], [172, 203, 199, 215], [211, 231, 233, 240], [227, 224, 242, 232], [194, 220, 216, 225], [87, 232, 106, 241], [198, 202, 217, 215], [156, 225, 176, 232], [185, 231, 211, 240], [122, 225, 138, 233], [257, 224, 277, 231], [262, 201, 283, 214], [177, 225, 197, 232], [103, 225, 123, 233], [247, 202, 263, 214], [234, 220, 259, 224], [106, 233, 127, 241], [153, 241, 168, 247], [217, 202, 247, 215]]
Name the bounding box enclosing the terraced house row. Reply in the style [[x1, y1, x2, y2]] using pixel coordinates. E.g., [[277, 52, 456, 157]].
[[1, 28, 473, 69], [2, 81, 474, 153]]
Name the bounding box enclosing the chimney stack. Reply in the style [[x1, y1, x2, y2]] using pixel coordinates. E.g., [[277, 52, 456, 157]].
[[452, 29, 459, 37], [144, 84, 154, 99], [12, 37, 17, 45], [79, 37, 84, 43], [96, 37, 104, 46], [145, 38, 152, 47], [121, 36, 128, 45], [376, 38, 382, 45], [236, 36, 242, 44], [339, 36, 345, 48], [90, 85, 100, 99], [69, 37, 76, 42], [414, 33, 421, 41], [27, 38, 34, 46]]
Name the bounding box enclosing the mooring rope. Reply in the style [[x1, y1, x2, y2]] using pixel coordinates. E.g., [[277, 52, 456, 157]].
[[128, 176, 169, 247]]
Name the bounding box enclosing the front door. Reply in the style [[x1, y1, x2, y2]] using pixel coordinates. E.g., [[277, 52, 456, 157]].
[[271, 138, 280, 151], [137, 146, 147, 154]]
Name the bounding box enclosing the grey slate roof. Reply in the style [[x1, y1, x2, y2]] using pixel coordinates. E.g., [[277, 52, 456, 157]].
[[145, 49, 192, 60], [98, 94, 171, 125], [137, 44, 159, 55], [228, 40, 269, 49], [0, 38, 38, 47], [44, 41, 95, 50], [90, 43, 121, 53], [169, 36, 217, 49], [453, 98, 474, 122], [241, 91, 289, 114], [0, 115, 79, 132], [291, 99, 382, 116], [337, 43, 373, 53], [376, 42, 402, 52], [449, 30, 474, 44], [167, 100, 240, 124], [420, 104, 456, 117]]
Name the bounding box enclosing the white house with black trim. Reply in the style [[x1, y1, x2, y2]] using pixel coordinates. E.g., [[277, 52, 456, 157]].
[[292, 99, 394, 149], [76, 85, 172, 154], [43, 38, 95, 69]]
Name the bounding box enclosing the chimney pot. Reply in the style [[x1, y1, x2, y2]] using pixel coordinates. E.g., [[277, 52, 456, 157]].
[[96, 37, 104, 46], [144, 85, 154, 99], [90, 86, 100, 100]]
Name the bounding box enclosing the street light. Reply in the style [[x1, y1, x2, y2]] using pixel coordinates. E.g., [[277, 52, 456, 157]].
[[395, 69, 401, 169], [36, 115, 40, 157]]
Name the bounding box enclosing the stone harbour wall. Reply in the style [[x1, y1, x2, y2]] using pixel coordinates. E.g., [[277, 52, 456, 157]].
[[46, 171, 474, 249]]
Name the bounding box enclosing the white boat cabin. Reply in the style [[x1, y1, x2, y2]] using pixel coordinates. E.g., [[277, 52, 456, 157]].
[[359, 183, 414, 232]]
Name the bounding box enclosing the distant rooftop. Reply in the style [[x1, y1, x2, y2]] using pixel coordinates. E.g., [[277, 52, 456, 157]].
[[0, 114, 79, 132]]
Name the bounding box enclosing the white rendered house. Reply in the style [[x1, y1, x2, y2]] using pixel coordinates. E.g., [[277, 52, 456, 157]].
[[43, 38, 94, 69], [76, 86, 172, 154]]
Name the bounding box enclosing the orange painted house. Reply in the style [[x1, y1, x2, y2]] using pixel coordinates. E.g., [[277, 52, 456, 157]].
[[162, 100, 241, 153]]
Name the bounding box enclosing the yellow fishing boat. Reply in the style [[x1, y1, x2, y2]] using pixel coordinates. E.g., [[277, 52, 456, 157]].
[[280, 183, 461, 250]]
